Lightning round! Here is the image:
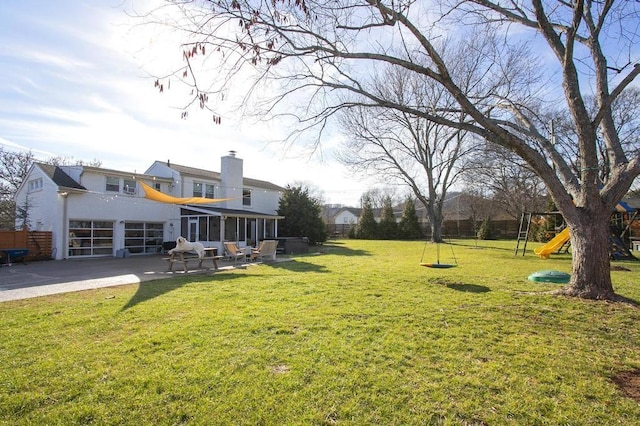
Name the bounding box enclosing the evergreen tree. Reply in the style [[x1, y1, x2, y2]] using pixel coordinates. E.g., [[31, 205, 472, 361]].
[[398, 197, 422, 239], [347, 225, 356, 239], [277, 185, 327, 244], [477, 218, 494, 240], [356, 196, 378, 239], [378, 196, 397, 239]]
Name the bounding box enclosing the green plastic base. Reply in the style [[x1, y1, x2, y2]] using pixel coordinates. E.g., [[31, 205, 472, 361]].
[[528, 270, 570, 284]]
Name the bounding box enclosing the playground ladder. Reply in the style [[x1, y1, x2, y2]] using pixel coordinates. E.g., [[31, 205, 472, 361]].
[[514, 212, 533, 256]]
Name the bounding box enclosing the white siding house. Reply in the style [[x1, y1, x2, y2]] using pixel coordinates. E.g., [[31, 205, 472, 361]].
[[15, 152, 285, 260], [332, 208, 361, 227]]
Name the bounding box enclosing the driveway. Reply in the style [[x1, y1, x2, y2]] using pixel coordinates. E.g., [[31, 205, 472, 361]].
[[0, 254, 236, 303]]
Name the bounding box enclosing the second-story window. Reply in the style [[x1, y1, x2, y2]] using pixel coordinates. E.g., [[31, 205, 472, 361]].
[[243, 188, 251, 206], [123, 179, 136, 195], [28, 178, 43, 192], [205, 184, 215, 198], [106, 176, 119, 192], [193, 182, 203, 197]]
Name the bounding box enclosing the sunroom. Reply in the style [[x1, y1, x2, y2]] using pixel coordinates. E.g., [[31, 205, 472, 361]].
[[178, 206, 283, 250]]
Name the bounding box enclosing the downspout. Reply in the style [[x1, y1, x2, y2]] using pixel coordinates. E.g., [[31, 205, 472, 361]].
[[60, 191, 69, 260]]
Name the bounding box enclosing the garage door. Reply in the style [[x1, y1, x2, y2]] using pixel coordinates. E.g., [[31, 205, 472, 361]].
[[68, 220, 114, 257], [124, 222, 164, 254]]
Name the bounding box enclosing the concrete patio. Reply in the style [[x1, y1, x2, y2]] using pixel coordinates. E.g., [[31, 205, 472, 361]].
[[0, 254, 272, 303]]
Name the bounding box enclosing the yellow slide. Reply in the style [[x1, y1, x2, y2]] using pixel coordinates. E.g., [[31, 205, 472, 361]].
[[534, 228, 570, 258]]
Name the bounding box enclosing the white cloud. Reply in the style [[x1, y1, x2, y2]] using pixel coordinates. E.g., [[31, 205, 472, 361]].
[[0, 0, 375, 206]]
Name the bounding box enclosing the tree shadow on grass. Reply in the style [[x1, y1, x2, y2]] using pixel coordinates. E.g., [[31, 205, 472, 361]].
[[427, 278, 491, 293], [446, 283, 491, 293], [264, 259, 329, 273], [317, 242, 371, 257], [120, 273, 243, 311], [611, 294, 640, 307], [450, 240, 516, 252]]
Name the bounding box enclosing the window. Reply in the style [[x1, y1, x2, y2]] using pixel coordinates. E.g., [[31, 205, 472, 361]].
[[224, 217, 237, 241], [28, 178, 43, 192], [208, 216, 221, 241], [193, 182, 214, 198], [106, 176, 119, 192], [243, 189, 251, 206], [205, 184, 215, 198], [154, 182, 161, 191], [264, 219, 276, 238], [179, 215, 221, 241], [193, 182, 203, 197], [123, 179, 136, 195]]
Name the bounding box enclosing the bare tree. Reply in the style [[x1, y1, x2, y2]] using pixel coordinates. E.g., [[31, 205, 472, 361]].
[[358, 187, 400, 210], [290, 180, 326, 205], [0, 148, 36, 230], [338, 59, 482, 241], [464, 144, 548, 220], [549, 86, 640, 183], [0, 148, 102, 229], [146, 1, 640, 300]]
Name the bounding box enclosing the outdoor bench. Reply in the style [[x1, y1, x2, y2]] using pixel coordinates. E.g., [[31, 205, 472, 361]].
[[163, 247, 223, 272]]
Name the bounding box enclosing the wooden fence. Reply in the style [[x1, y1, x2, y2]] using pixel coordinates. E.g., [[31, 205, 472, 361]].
[[326, 219, 521, 240], [0, 228, 53, 261]]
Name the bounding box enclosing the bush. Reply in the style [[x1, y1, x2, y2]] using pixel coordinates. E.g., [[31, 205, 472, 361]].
[[477, 218, 494, 240]]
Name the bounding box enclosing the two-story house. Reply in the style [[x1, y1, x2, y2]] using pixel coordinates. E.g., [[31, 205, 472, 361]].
[[15, 151, 284, 260]]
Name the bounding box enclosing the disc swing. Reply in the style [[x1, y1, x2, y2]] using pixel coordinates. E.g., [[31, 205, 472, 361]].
[[420, 237, 458, 268]]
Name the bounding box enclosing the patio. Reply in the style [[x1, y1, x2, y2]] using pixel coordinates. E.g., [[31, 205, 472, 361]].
[[0, 254, 282, 303]]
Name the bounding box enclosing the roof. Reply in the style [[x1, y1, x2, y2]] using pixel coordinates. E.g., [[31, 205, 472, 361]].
[[331, 207, 362, 219], [81, 165, 173, 182], [166, 163, 221, 180], [36, 163, 86, 190], [180, 205, 284, 219], [164, 162, 286, 192]]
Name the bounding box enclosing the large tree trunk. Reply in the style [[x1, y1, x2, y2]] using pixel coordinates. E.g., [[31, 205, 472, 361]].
[[556, 212, 616, 300], [428, 205, 444, 243], [430, 221, 442, 243]]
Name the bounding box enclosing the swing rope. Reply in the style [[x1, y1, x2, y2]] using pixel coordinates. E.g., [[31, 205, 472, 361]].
[[420, 238, 458, 268]]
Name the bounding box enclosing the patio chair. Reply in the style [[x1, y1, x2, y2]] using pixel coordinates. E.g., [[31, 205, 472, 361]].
[[223, 242, 246, 264], [250, 240, 278, 262]]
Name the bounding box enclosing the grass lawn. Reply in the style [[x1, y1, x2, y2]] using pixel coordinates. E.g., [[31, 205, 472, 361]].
[[1, 239, 639, 425]]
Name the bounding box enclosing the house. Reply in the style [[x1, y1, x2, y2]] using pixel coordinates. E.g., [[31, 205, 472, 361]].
[[15, 152, 285, 260], [332, 207, 361, 226], [323, 206, 361, 236]]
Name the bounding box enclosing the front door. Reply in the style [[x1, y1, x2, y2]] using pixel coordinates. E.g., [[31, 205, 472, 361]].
[[188, 218, 199, 241], [247, 219, 257, 245]]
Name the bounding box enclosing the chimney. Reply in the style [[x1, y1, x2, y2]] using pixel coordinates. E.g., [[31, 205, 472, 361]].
[[221, 151, 243, 209]]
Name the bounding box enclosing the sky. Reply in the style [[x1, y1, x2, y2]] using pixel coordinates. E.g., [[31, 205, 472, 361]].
[[0, 0, 378, 206]]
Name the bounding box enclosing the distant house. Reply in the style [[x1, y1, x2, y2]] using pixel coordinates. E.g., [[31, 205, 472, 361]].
[[333, 207, 361, 226], [15, 152, 285, 259], [324, 205, 409, 237], [323, 207, 361, 236]]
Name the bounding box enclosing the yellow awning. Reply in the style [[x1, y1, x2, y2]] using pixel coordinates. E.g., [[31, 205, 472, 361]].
[[140, 181, 235, 205]]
